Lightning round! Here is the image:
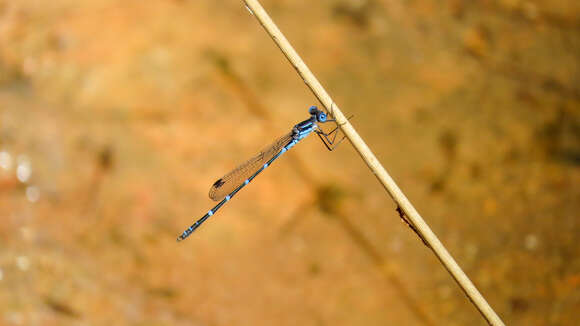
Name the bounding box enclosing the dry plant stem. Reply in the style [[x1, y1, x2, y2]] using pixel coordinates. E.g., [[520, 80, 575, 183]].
[[242, 1, 506, 325]]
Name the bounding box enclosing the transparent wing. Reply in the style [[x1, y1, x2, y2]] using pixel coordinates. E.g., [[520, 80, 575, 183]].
[[208, 132, 293, 201]]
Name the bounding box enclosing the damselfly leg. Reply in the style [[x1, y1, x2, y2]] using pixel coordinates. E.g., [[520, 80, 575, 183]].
[[315, 114, 353, 151]]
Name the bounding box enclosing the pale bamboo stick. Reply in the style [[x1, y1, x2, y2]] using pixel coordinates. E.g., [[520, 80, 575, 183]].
[[241, 1, 506, 325]]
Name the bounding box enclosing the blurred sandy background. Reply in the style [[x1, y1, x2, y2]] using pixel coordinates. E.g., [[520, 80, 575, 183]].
[[0, 0, 579, 325]]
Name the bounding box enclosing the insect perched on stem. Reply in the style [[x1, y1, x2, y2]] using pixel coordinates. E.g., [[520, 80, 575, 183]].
[[177, 106, 345, 241]]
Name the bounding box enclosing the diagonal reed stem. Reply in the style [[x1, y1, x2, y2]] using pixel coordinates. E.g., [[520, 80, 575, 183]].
[[242, 1, 505, 325]]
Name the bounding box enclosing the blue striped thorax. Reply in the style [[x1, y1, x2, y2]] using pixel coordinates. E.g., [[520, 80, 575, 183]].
[[292, 106, 326, 141]]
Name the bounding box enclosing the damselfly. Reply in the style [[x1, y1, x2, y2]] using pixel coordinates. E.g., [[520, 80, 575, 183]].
[[177, 106, 344, 241]]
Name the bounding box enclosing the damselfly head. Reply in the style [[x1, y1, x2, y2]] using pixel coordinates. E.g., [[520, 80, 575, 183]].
[[309, 106, 327, 123]]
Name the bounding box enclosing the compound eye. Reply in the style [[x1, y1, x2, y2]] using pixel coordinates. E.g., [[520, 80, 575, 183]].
[[317, 112, 327, 122]]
